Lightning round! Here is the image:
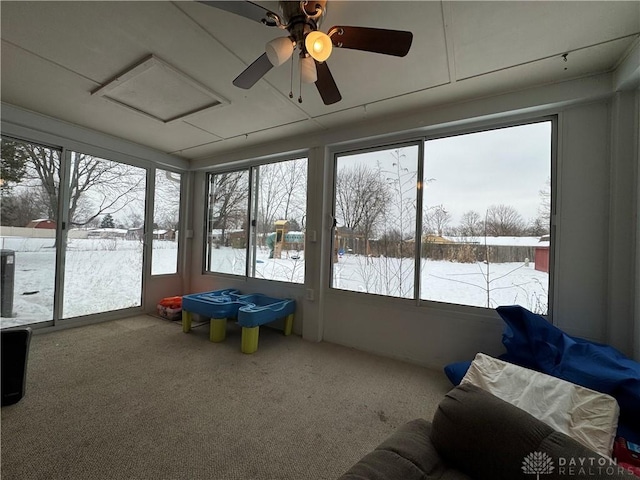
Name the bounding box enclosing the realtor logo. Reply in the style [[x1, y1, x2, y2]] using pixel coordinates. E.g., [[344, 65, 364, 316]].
[[522, 451, 555, 479]]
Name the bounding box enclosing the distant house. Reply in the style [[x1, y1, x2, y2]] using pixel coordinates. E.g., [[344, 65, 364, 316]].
[[422, 234, 453, 244], [153, 229, 175, 240], [125, 228, 176, 240], [26, 219, 56, 229]]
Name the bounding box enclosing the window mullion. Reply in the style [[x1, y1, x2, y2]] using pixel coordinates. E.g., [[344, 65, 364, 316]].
[[414, 140, 426, 304]]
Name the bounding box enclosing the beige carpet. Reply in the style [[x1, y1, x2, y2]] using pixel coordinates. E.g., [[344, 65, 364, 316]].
[[1, 315, 452, 480]]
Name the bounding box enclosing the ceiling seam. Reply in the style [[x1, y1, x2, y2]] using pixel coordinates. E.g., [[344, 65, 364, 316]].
[[168, 117, 322, 156], [440, 0, 457, 85], [457, 33, 640, 83], [1, 39, 102, 86], [182, 120, 227, 140]]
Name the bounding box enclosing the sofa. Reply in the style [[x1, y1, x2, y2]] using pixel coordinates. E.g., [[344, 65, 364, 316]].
[[338, 383, 637, 479]]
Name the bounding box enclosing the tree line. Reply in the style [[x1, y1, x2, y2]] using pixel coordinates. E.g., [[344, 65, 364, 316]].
[[335, 149, 550, 256], [1, 137, 180, 232], [206, 159, 307, 247]]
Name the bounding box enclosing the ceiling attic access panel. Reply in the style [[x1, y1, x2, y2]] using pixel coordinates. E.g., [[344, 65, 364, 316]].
[[92, 55, 229, 123]]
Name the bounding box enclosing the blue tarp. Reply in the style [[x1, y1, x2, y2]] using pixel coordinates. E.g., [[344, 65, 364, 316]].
[[444, 305, 640, 442]]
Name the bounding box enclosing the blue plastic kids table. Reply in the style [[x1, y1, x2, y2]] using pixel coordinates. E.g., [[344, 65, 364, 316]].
[[181, 289, 296, 354]]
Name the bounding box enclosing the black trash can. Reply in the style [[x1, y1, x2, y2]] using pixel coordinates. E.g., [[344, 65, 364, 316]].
[[1, 327, 32, 406], [1, 249, 16, 318]]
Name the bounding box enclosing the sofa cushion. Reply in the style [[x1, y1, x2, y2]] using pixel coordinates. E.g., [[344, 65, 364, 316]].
[[338, 419, 471, 480], [431, 383, 635, 479]]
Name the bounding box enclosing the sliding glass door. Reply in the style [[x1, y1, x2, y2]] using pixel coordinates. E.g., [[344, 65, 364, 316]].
[[1, 137, 153, 327], [62, 152, 147, 318]]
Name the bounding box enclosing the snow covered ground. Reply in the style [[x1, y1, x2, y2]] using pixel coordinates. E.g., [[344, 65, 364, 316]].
[[1, 237, 177, 327], [1, 238, 548, 328]]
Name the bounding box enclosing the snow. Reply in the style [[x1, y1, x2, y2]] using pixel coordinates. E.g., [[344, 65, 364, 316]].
[[445, 236, 546, 247], [1, 237, 177, 328], [1, 237, 549, 329]]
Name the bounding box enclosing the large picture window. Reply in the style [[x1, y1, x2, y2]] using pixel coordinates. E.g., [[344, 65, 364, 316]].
[[204, 157, 307, 284], [331, 120, 553, 314]]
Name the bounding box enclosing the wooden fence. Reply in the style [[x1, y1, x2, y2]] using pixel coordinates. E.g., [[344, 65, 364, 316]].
[[364, 239, 535, 263], [422, 242, 535, 263]]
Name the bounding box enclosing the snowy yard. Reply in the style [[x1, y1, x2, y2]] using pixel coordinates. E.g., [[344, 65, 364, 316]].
[[1, 237, 177, 327], [1, 239, 548, 329]]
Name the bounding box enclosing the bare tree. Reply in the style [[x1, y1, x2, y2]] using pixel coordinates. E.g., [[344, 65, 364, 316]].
[[0, 187, 47, 226], [485, 204, 525, 236], [2, 140, 146, 231], [528, 177, 551, 236], [377, 149, 417, 297], [277, 158, 306, 227], [424, 204, 452, 236], [208, 171, 249, 245], [335, 162, 390, 254], [67, 153, 145, 227], [154, 170, 181, 230], [538, 177, 551, 225], [256, 163, 286, 242], [457, 210, 483, 238]]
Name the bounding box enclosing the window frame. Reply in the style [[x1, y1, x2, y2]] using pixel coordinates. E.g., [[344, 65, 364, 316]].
[[330, 139, 423, 300], [150, 167, 184, 277], [328, 115, 557, 317], [202, 153, 309, 285]]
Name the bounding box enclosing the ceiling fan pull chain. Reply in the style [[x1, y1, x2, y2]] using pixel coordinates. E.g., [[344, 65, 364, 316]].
[[298, 62, 303, 103], [289, 55, 294, 99]]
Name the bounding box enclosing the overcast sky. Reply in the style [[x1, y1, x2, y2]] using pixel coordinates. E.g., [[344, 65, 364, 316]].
[[423, 121, 551, 224]]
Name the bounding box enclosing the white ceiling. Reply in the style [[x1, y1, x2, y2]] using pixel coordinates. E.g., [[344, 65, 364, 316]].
[[1, 1, 638, 160]]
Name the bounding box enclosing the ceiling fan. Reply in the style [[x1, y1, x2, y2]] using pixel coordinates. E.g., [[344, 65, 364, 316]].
[[199, 1, 413, 105]]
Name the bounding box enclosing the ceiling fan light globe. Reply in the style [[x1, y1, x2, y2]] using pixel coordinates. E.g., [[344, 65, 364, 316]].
[[305, 31, 332, 62], [265, 37, 294, 66], [300, 56, 317, 83]]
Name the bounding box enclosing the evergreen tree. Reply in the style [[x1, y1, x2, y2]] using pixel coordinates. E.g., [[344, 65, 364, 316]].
[[100, 213, 115, 229], [1, 138, 28, 191]]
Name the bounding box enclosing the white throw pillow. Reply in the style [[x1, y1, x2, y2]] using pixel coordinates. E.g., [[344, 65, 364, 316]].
[[461, 352, 619, 458]]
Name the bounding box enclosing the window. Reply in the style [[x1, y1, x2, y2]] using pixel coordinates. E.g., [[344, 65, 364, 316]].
[[331, 120, 553, 314], [152, 169, 181, 275], [332, 145, 419, 299], [421, 122, 552, 314], [204, 157, 307, 284], [205, 169, 250, 275]]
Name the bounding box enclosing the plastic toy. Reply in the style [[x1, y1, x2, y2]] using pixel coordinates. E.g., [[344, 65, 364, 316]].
[[181, 289, 295, 354]]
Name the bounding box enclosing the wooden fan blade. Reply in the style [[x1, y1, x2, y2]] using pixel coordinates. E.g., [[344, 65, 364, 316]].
[[328, 26, 413, 57], [233, 53, 273, 89], [198, 1, 277, 26], [315, 61, 342, 105]]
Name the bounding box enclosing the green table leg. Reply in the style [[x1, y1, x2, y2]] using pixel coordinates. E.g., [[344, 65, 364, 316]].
[[182, 310, 192, 333], [210, 318, 227, 342], [241, 326, 259, 354], [284, 313, 294, 336]]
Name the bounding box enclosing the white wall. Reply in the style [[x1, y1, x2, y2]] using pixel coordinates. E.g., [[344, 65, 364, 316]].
[[191, 73, 639, 367]]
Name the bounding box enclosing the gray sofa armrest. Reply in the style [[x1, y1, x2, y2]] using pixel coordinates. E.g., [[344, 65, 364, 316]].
[[338, 419, 471, 480]]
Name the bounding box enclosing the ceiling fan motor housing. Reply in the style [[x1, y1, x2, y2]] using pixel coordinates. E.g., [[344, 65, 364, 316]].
[[279, 1, 328, 51]]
